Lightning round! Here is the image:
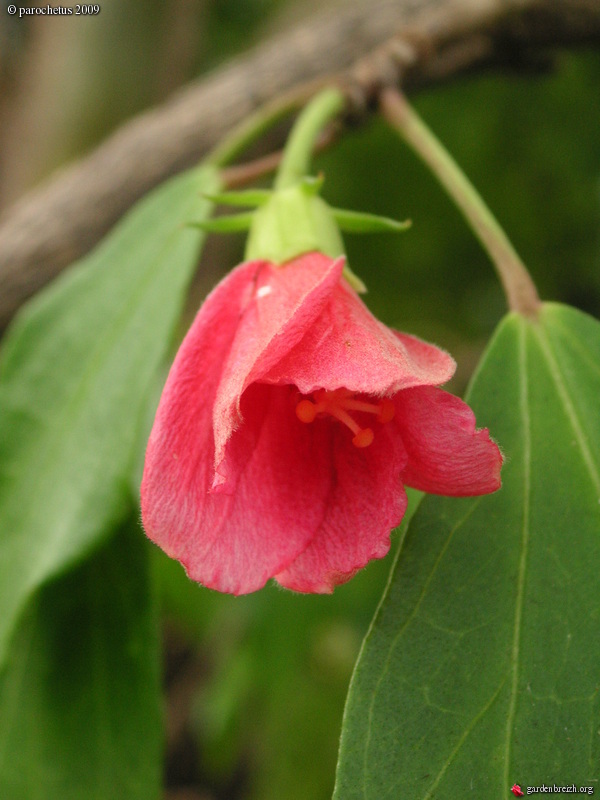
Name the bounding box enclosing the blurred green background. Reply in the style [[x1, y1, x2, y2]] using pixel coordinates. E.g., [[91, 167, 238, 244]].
[[2, 2, 599, 799]]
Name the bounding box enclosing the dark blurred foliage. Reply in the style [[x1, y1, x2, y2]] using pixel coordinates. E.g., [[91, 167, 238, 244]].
[[317, 53, 600, 393], [2, 2, 599, 798], [158, 530, 399, 800]]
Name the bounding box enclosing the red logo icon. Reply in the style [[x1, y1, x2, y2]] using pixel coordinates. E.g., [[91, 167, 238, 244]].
[[511, 785, 524, 797]]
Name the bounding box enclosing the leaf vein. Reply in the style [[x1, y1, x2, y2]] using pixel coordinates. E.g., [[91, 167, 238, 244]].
[[503, 318, 531, 786], [420, 677, 508, 800], [362, 499, 482, 797], [533, 323, 600, 495]]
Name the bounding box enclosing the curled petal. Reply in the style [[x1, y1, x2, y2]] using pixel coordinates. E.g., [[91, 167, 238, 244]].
[[213, 252, 345, 488], [394, 386, 503, 496], [262, 280, 456, 395], [275, 422, 408, 593], [142, 262, 332, 594], [144, 382, 334, 594]]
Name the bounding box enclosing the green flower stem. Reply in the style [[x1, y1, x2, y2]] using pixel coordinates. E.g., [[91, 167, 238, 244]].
[[274, 87, 346, 190], [380, 88, 541, 318], [206, 88, 313, 168]]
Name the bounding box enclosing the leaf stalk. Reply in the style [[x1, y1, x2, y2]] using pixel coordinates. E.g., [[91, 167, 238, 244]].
[[380, 88, 541, 318]]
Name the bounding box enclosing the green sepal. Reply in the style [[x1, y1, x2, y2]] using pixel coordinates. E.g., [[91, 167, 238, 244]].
[[202, 189, 272, 207], [332, 208, 411, 234], [342, 265, 368, 294], [244, 183, 345, 264], [300, 174, 325, 195], [243, 180, 367, 292], [189, 212, 254, 232]]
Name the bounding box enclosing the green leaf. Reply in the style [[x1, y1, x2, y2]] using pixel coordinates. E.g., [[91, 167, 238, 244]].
[[0, 519, 161, 800], [334, 303, 600, 798], [0, 164, 220, 665]]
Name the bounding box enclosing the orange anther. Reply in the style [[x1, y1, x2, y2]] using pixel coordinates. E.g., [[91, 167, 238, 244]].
[[296, 399, 317, 423], [295, 389, 394, 448], [377, 398, 395, 424], [352, 428, 374, 448]]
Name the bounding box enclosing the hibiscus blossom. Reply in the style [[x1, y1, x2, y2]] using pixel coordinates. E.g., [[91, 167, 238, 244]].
[[141, 251, 502, 594]]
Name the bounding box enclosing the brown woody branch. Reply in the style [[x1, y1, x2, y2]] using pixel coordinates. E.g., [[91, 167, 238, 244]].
[[1, 0, 599, 330]]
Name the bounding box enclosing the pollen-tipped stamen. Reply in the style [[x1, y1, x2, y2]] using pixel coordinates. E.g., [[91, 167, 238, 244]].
[[376, 398, 395, 423], [295, 389, 394, 448], [295, 399, 317, 423], [337, 397, 396, 423], [352, 428, 374, 448]]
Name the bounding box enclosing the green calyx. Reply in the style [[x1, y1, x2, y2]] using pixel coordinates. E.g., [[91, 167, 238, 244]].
[[193, 181, 410, 292], [247, 186, 366, 291], [244, 180, 345, 265], [192, 88, 410, 292]]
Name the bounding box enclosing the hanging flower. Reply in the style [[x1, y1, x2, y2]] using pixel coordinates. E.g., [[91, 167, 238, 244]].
[[142, 88, 503, 594], [141, 251, 502, 594]]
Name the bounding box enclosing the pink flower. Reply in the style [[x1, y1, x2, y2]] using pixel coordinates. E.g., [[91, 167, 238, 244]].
[[141, 252, 502, 594]]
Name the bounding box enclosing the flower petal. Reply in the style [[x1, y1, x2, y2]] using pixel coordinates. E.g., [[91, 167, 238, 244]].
[[262, 279, 455, 395], [274, 423, 408, 593], [144, 361, 333, 592], [142, 262, 255, 575], [395, 386, 503, 496], [213, 252, 344, 488], [186, 383, 334, 593], [142, 262, 333, 593]]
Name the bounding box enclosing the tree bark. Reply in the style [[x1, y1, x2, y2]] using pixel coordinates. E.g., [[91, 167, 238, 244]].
[[0, 0, 599, 329]]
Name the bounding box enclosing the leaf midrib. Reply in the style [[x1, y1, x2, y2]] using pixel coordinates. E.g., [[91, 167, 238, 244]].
[[533, 321, 600, 495], [503, 316, 532, 789], [503, 312, 600, 786], [0, 605, 37, 777]]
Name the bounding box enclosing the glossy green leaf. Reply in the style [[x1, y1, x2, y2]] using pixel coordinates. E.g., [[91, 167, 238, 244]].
[[0, 519, 161, 800], [0, 164, 220, 665], [334, 303, 600, 798]]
